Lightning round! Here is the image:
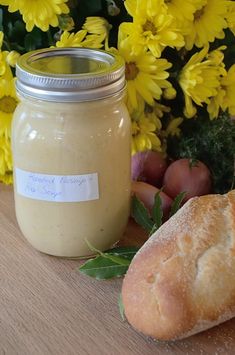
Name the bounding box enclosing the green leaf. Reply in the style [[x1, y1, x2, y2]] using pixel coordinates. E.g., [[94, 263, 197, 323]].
[[78, 246, 139, 279], [8, 20, 26, 41], [24, 28, 42, 52], [85, 240, 130, 266], [169, 192, 186, 218], [79, 0, 102, 14], [106, 246, 139, 261], [152, 192, 163, 230], [78, 256, 129, 279], [149, 224, 158, 236], [86, 0, 102, 12], [103, 253, 130, 266], [24, 33, 37, 52], [131, 195, 154, 233], [118, 293, 125, 321]]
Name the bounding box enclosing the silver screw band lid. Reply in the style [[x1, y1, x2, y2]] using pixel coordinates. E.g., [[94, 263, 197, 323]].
[[16, 47, 126, 102]]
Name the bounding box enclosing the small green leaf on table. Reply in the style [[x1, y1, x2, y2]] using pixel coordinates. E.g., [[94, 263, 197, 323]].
[[107, 246, 139, 261], [79, 191, 185, 280], [79, 256, 129, 280], [78, 246, 139, 280]]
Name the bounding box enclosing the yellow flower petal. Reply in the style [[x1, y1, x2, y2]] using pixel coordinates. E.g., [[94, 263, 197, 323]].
[[179, 46, 226, 118], [122, 0, 185, 57], [1, 0, 69, 32], [184, 0, 230, 50], [118, 37, 171, 109]]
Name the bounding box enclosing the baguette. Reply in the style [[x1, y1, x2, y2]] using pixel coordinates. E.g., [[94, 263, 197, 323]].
[[122, 190, 235, 340]]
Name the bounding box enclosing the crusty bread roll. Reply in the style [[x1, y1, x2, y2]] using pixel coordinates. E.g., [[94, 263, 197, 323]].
[[122, 190, 235, 340]]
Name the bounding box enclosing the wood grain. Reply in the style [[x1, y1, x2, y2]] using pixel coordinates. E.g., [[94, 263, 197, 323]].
[[1, 184, 235, 355]]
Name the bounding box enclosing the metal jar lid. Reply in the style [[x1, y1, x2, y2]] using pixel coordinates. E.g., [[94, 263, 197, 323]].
[[15, 47, 126, 102]]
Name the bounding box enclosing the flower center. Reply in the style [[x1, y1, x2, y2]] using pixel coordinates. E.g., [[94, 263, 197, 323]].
[[165, 0, 172, 4], [0, 96, 17, 114], [194, 7, 205, 21], [142, 20, 157, 35], [125, 62, 139, 80]]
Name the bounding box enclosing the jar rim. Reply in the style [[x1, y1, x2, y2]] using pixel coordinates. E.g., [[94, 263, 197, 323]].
[[16, 47, 126, 102]]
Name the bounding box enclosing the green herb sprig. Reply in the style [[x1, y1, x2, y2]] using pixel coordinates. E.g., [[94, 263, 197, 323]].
[[78, 192, 185, 280], [167, 113, 235, 194], [79, 246, 139, 280]]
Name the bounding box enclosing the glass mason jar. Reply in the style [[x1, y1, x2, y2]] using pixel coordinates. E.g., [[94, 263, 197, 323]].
[[12, 48, 131, 257]]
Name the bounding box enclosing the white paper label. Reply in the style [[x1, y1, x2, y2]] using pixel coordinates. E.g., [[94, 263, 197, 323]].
[[15, 168, 99, 203]]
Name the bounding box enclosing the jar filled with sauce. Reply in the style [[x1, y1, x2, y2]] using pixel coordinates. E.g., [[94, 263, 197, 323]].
[[12, 47, 131, 257]]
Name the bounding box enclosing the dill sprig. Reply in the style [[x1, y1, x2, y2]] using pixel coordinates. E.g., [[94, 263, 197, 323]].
[[167, 113, 235, 194]]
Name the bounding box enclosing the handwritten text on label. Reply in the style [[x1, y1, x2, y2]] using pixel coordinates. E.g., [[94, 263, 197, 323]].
[[15, 168, 99, 203]]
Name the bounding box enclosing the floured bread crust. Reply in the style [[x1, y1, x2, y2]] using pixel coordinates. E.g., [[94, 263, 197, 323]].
[[122, 190, 235, 340]]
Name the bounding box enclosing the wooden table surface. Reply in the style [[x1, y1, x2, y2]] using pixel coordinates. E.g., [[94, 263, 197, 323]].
[[1, 184, 235, 355]]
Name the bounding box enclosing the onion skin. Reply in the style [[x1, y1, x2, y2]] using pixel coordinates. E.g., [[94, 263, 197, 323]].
[[163, 158, 212, 202], [131, 152, 148, 181], [132, 181, 173, 219], [142, 151, 168, 187]]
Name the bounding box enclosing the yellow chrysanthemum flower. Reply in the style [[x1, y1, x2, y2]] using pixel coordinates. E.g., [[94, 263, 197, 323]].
[[163, 87, 177, 100], [0, 78, 18, 136], [0, 0, 69, 32], [6, 50, 21, 67], [145, 110, 162, 132], [162, 0, 204, 35], [164, 0, 203, 22], [56, 30, 87, 47], [164, 117, 184, 137], [184, 0, 230, 50], [132, 102, 170, 129], [153, 102, 171, 118], [81, 35, 108, 49], [56, 29, 106, 49], [122, 0, 184, 58], [0, 133, 13, 185], [179, 46, 226, 118], [0, 31, 3, 48], [0, 32, 5, 76], [131, 113, 162, 154], [82, 17, 112, 49], [0, 51, 6, 76], [220, 64, 235, 116], [226, 2, 235, 36], [206, 46, 227, 119], [1, 52, 18, 75], [117, 37, 172, 109], [207, 89, 226, 119], [0, 50, 13, 80], [126, 95, 145, 117], [0, 32, 7, 75]]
